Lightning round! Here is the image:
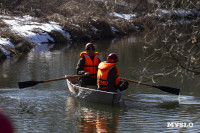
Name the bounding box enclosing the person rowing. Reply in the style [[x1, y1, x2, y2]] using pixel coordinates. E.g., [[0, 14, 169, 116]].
[[97, 53, 129, 92], [76, 43, 101, 87]]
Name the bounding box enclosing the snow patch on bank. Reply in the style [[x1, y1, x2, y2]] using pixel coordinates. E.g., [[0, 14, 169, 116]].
[[111, 27, 119, 32], [148, 9, 200, 18], [109, 12, 137, 32], [1, 15, 71, 43], [0, 15, 71, 57], [110, 12, 136, 21], [0, 38, 15, 56]]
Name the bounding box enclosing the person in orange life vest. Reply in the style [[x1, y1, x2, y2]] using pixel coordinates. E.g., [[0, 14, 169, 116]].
[[76, 43, 101, 87], [97, 53, 129, 92]]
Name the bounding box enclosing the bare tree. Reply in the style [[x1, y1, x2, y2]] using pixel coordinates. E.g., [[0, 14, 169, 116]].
[[142, 0, 200, 79]]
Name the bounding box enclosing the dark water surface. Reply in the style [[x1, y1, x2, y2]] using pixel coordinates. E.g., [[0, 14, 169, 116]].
[[0, 33, 200, 133]]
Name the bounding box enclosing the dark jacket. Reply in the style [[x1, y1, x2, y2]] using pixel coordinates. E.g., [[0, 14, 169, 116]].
[[99, 65, 129, 92], [106, 67, 119, 92]]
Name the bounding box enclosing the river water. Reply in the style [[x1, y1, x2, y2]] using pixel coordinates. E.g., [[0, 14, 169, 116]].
[[0, 33, 200, 133]]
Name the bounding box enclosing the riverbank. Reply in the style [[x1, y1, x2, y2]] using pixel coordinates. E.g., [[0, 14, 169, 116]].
[[0, 0, 199, 61], [0, 12, 138, 59], [0, 0, 142, 60]]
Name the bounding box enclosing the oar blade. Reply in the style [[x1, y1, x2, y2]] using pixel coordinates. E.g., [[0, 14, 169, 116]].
[[153, 85, 180, 95], [18, 81, 44, 89]]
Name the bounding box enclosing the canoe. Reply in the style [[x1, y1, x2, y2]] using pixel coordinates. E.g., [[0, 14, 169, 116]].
[[65, 75, 125, 104]]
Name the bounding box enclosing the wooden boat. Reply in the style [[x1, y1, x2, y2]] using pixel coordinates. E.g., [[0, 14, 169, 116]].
[[65, 75, 125, 104]]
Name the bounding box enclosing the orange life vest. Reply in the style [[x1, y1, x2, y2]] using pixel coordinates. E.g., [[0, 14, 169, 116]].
[[80, 51, 100, 78], [97, 61, 120, 89]]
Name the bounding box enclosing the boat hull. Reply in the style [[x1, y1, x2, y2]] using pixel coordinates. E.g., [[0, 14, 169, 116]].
[[65, 75, 125, 104]]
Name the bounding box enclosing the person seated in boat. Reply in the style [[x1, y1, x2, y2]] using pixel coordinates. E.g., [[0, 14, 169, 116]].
[[76, 43, 101, 87], [97, 53, 129, 92]]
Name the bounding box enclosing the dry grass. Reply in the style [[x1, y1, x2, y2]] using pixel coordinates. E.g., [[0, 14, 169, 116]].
[[110, 18, 136, 35], [0, 31, 34, 54], [0, 0, 137, 42], [0, 19, 8, 28], [0, 0, 143, 59], [48, 30, 68, 43]]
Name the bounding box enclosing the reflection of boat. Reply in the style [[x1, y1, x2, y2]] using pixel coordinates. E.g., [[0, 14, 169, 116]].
[[65, 96, 121, 133], [65, 75, 126, 104]]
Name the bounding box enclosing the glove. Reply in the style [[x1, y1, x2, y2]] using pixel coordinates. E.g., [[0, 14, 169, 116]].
[[124, 81, 129, 87], [119, 81, 129, 91], [78, 70, 86, 75], [84, 72, 90, 77]]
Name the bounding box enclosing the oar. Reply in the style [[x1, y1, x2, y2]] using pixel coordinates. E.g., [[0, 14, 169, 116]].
[[120, 77, 180, 95], [18, 75, 85, 89]]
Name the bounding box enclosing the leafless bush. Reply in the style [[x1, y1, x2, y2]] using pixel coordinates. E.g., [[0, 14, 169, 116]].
[[0, 0, 140, 42], [0, 20, 7, 29], [44, 0, 137, 41], [110, 18, 136, 35], [142, 0, 200, 78], [48, 30, 68, 43]]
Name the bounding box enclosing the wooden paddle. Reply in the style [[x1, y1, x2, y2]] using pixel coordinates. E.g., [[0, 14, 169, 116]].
[[18, 75, 85, 89], [120, 77, 180, 95]]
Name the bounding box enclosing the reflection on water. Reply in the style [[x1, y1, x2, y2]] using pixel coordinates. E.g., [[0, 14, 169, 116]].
[[66, 96, 121, 133], [65, 93, 200, 133], [0, 33, 200, 133]]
